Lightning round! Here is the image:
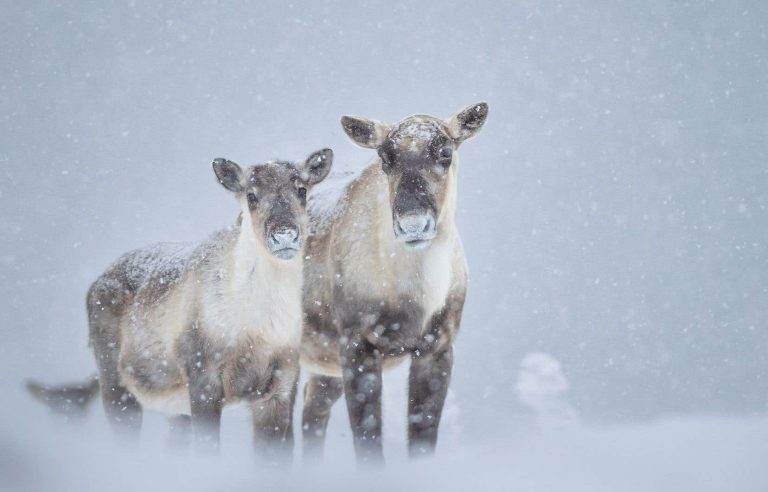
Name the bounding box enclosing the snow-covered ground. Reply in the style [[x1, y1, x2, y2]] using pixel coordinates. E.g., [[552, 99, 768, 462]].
[[4, 363, 767, 491], [4, 406, 767, 492]]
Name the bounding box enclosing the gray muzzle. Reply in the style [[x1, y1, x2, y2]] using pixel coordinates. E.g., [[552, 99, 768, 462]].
[[394, 213, 436, 249], [267, 227, 300, 259]]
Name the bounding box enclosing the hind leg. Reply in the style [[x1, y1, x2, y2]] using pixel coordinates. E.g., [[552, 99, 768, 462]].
[[96, 360, 143, 444], [302, 374, 343, 462], [89, 313, 142, 444]]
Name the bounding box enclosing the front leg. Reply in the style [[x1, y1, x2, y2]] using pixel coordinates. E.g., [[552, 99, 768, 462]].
[[302, 374, 344, 462], [188, 371, 224, 453], [183, 332, 224, 453], [408, 346, 453, 457], [340, 334, 384, 465], [251, 355, 300, 464], [408, 293, 464, 458]]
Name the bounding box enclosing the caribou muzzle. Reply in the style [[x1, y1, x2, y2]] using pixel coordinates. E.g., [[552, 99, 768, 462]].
[[394, 212, 436, 249], [392, 173, 437, 249], [267, 226, 300, 259]]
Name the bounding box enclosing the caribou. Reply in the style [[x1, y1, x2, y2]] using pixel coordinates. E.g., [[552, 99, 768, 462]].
[[301, 103, 489, 463], [27, 150, 333, 460]]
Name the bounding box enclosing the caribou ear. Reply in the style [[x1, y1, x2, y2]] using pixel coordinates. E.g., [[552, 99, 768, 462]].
[[212, 158, 245, 193], [299, 148, 333, 185], [447, 102, 489, 143], [340, 116, 390, 149]]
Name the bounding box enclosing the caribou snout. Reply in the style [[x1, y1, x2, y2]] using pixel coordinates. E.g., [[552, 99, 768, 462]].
[[267, 226, 300, 259], [394, 213, 436, 249]]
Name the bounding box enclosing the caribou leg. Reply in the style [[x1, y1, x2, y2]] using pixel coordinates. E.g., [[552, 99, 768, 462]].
[[302, 374, 344, 462], [340, 335, 384, 465]]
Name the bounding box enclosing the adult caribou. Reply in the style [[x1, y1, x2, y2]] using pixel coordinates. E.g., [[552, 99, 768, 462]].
[[301, 103, 489, 463]]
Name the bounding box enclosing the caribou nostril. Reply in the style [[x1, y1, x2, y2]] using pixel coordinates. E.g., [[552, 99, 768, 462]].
[[422, 218, 433, 233]]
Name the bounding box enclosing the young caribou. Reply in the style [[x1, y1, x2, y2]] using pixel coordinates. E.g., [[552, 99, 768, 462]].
[[301, 103, 489, 463], [27, 150, 333, 459]]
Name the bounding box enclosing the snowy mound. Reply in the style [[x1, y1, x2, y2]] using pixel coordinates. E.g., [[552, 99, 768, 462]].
[[516, 352, 579, 429]]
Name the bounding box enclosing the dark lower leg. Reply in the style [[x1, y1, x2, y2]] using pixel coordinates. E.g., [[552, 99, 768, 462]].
[[99, 377, 143, 446], [91, 317, 142, 446], [407, 347, 453, 458], [252, 386, 297, 465], [341, 339, 384, 465], [302, 374, 343, 461], [189, 386, 223, 454]]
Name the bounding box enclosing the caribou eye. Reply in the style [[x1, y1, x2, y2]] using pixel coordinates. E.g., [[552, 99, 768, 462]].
[[246, 192, 258, 207], [297, 187, 307, 200], [439, 146, 453, 162]]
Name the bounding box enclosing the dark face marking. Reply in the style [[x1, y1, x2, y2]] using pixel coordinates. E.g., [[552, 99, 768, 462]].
[[245, 162, 308, 260], [377, 117, 455, 249]]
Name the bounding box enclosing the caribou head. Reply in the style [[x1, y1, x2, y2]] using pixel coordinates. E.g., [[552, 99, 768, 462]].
[[341, 103, 488, 249], [213, 149, 333, 259]]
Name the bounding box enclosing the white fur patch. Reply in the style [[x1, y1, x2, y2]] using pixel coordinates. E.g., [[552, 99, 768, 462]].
[[202, 211, 303, 348]]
